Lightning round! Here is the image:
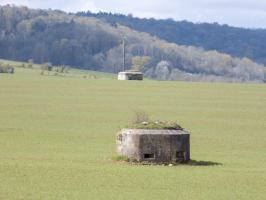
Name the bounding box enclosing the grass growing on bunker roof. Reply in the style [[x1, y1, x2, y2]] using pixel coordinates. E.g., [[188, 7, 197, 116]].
[[127, 111, 184, 130], [127, 121, 184, 130]]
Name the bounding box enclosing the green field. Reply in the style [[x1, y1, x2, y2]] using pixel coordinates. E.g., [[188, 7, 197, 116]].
[[0, 64, 266, 200]]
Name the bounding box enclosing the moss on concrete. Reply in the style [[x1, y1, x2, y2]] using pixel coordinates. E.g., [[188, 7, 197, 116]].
[[127, 121, 184, 130]]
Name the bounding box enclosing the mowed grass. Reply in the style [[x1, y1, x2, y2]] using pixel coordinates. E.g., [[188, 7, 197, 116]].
[[0, 67, 266, 200]]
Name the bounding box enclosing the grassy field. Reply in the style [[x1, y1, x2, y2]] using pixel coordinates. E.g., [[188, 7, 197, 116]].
[[0, 64, 266, 199]]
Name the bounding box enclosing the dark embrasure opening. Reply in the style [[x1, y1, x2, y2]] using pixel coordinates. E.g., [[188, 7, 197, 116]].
[[144, 154, 155, 159]]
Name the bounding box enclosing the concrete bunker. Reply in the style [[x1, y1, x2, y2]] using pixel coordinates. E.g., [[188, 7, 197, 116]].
[[117, 129, 190, 163], [118, 71, 143, 81]]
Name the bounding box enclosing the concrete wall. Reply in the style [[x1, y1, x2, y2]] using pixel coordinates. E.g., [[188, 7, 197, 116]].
[[118, 72, 143, 80], [117, 129, 190, 163], [117, 131, 141, 160]]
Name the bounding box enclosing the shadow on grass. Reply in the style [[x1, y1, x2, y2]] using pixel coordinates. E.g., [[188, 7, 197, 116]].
[[186, 160, 222, 166], [112, 156, 222, 167]]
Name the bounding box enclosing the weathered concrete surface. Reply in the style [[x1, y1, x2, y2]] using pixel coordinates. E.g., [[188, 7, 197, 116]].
[[118, 71, 143, 80], [117, 129, 190, 163]]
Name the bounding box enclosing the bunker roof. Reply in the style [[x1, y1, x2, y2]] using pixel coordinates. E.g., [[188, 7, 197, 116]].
[[121, 129, 189, 135], [119, 71, 143, 75]]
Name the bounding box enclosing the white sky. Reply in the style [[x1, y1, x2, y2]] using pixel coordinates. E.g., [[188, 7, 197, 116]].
[[1, 0, 266, 28]]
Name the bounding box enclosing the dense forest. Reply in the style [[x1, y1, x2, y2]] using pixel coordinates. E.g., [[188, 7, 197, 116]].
[[0, 5, 265, 83], [77, 11, 266, 66]]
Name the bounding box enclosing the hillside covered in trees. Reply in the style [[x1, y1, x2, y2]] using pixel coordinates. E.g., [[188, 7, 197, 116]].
[[0, 5, 265, 83], [78, 12, 266, 66]]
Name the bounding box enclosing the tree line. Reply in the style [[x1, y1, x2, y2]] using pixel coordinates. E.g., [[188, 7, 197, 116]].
[[0, 5, 265, 83], [78, 11, 266, 66]]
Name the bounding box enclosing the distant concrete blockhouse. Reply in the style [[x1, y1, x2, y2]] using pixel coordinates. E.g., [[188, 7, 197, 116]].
[[117, 129, 190, 163], [118, 71, 143, 80]]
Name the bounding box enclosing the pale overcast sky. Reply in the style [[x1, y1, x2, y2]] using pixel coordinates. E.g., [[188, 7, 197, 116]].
[[1, 0, 266, 28]]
